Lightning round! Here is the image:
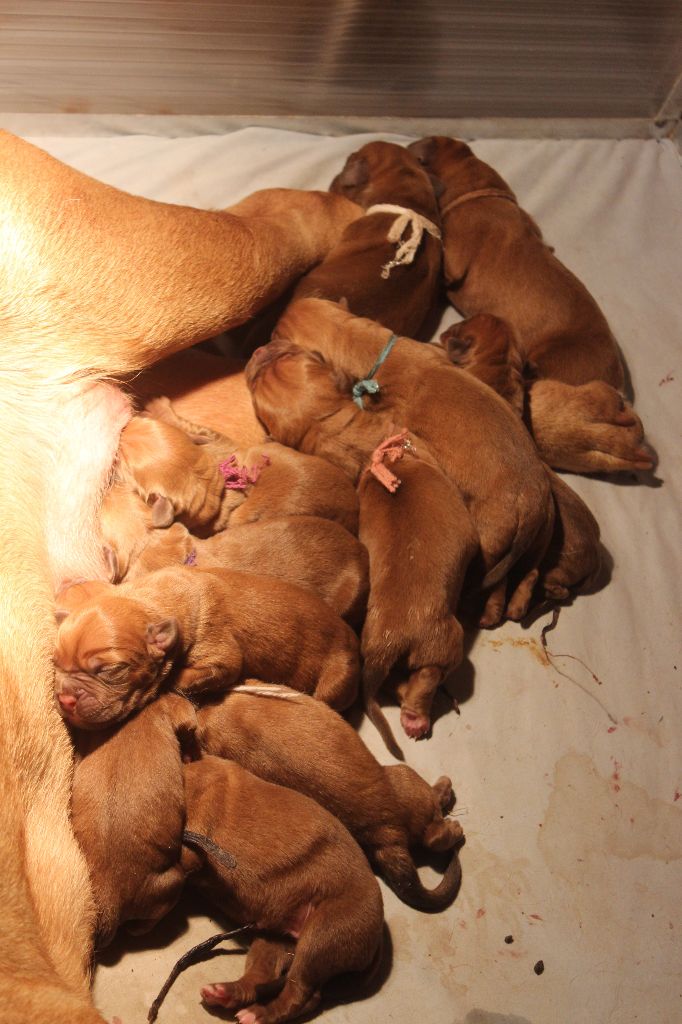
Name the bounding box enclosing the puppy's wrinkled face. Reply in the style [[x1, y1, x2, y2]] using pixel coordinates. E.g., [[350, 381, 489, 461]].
[[53, 596, 178, 730], [246, 340, 346, 448]]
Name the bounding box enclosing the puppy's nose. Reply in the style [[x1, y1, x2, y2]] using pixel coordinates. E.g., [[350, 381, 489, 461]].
[[57, 692, 78, 713]]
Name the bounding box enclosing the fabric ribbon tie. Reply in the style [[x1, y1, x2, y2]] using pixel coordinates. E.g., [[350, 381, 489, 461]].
[[368, 428, 415, 493], [439, 188, 518, 218], [366, 203, 441, 279], [352, 332, 398, 409], [219, 452, 271, 490]]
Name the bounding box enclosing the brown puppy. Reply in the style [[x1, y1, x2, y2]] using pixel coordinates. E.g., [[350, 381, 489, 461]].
[[53, 565, 360, 727], [409, 136, 653, 474], [0, 130, 360, 1022], [291, 140, 442, 339], [539, 471, 603, 602], [197, 684, 463, 911], [71, 694, 196, 948], [182, 755, 385, 1024], [443, 314, 604, 607], [122, 518, 369, 627], [98, 480, 156, 582], [358, 455, 478, 748], [440, 313, 526, 418], [117, 414, 226, 531], [144, 396, 359, 534], [248, 298, 554, 622]]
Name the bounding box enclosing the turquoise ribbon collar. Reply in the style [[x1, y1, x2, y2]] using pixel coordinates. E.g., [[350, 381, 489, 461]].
[[352, 333, 398, 409]]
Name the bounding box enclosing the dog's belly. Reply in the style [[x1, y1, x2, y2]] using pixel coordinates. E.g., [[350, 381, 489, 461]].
[[44, 380, 133, 588]]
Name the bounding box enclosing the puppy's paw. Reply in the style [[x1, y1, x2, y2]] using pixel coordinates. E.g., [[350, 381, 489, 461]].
[[236, 1008, 262, 1024], [432, 775, 454, 812], [400, 708, 430, 739], [202, 983, 236, 1008], [534, 381, 655, 473]]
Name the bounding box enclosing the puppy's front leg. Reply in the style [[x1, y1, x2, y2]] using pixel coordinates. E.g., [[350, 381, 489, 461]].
[[175, 641, 243, 697]]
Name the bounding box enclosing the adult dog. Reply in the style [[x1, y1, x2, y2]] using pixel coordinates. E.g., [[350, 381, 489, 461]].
[[0, 130, 360, 1022]]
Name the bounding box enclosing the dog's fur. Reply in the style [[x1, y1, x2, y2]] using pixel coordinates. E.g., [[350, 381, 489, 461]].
[[54, 565, 360, 727], [358, 455, 478, 750], [442, 314, 604, 606], [144, 395, 360, 534], [122, 518, 369, 627], [0, 129, 361, 1019], [440, 314, 526, 418], [197, 684, 463, 911], [182, 755, 385, 1024], [409, 136, 653, 474], [291, 140, 442, 339], [248, 298, 555, 622], [71, 694, 196, 948], [116, 415, 226, 531]]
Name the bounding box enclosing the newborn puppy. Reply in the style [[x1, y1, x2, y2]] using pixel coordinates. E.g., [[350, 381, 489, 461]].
[[442, 314, 604, 608], [408, 136, 653, 474], [440, 313, 526, 418], [248, 298, 554, 626], [71, 693, 196, 948], [291, 140, 442, 339], [54, 565, 360, 728], [122, 518, 369, 628], [359, 455, 478, 748], [144, 395, 359, 534], [117, 414, 226, 531], [197, 685, 463, 911], [539, 470, 603, 602], [182, 755, 384, 1024], [99, 479, 156, 581]]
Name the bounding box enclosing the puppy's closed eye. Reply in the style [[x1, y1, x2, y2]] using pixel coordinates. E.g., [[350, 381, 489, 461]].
[[90, 662, 130, 681]]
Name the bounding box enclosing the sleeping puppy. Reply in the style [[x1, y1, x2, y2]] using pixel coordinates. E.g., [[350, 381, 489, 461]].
[[358, 455, 478, 748], [248, 298, 555, 626], [409, 136, 653, 474], [144, 395, 359, 534], [98, 480, 156, 582], [197, 683, 463, 911], [291, 140, 443, 339], [71, 693, 196, 948], [53, 565, 361, 728], [440, 313, 526, 417], [182, 755, 385, 1024], [117, 415, 226, 531], [443, 314, 604, 607], [121, 517, 369, 628]]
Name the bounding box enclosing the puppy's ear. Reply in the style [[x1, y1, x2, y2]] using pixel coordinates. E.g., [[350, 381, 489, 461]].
[[337, 296, 350, 312], [427, 173, 445, 200], [149, 494, 175, 528], [103, 545, 120, 583], [145, 619, 179, 659], [407, 137, 435, 166], [332, 155, 369, 191]]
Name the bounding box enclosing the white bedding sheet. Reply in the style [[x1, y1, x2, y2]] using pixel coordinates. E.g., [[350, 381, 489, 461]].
[[14, 124, 681, 1024]]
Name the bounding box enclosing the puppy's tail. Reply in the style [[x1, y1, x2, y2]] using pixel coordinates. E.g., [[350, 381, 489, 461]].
[[362, 663, 404, 761], [373, 840, 464, 913]]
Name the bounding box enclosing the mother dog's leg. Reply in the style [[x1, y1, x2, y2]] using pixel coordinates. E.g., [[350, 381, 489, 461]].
[[0, 131, 361, 378], [0, 132, 360, 1021]]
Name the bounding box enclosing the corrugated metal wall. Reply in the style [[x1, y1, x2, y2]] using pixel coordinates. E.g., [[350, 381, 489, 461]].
[[0, 1, 680, 122]]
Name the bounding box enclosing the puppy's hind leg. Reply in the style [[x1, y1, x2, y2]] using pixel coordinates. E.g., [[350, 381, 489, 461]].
[[394, 666, 443, 740], [202, 936, 293, 1011], [312, 643, 361, 712], [527, 379, 655, 474], [236, 894, 382, 1024]]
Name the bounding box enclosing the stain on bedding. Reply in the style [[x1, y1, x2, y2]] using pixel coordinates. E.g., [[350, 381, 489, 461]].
[[540, 753, 682, 872]]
